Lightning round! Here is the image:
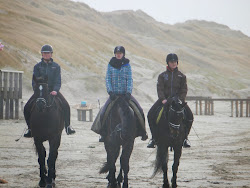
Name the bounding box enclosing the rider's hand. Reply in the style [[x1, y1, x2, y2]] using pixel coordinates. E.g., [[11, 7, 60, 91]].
[[50, 91, 57, 96], [109, 92, 116, 101], [162, 99, 167, 104], [166, 98, 173, 105]]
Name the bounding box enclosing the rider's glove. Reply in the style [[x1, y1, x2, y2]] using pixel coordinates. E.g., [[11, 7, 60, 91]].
[[109, 92, 116, 101]]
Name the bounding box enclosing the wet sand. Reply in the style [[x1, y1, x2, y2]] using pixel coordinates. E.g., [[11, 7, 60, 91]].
[[0, 106, 250, 188]]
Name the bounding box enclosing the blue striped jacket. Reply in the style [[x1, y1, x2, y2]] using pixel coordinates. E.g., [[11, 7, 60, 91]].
[[105, 63, 133, 94]]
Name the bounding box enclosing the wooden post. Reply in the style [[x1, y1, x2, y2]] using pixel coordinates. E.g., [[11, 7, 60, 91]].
[[89, 109, 93, 122], [195, 100, 198, 115], [9, 72, 14, 119], [15, 99, 19, 119], [247, 98, 250, 117], [18, 73, 22, 99], [208, 100, 211, 115], [77, 109, 81, 121], [240, 100, 243, 117], [211, 100, 214, 115], [199, 100, 202, 115], [3, 72, 8, 99], [231, 101, 233, 117], [0, 71, 3, 119], [14, 73, 19, 119], [236, 100, 239, 117], [205, 100, 208, 115], [81, 110, 86, 121]]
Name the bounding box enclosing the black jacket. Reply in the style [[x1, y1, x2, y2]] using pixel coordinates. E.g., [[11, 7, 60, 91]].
[[157, 67, 187, 102], [32, 58, 61, 92]]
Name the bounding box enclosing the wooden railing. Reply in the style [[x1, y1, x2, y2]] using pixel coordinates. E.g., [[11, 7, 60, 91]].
[[186, 96, 250, 117], [0, 70, 23, 119]]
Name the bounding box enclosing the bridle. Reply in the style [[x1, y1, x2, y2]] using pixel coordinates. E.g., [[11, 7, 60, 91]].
[[35, 83, 55, 111], [167, 98, 185, 138]]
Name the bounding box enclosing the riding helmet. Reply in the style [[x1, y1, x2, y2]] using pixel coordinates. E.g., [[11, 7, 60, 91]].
[[114, 46, 125, 55], [41, 44, 53, 53], [166, 53, 178, 64]]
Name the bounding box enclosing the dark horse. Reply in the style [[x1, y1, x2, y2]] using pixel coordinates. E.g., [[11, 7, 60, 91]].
[[100, 97, 136, 188], [30, 76, 64, 188], [153, 96, 187, 188]]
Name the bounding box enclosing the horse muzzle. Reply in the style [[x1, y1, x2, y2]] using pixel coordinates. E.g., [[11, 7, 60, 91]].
[[36, 98, 47, 112]]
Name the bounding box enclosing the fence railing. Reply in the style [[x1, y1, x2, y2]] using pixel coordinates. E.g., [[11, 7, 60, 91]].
[[0, 70, 23, 119], [186, 96, 250, 117]]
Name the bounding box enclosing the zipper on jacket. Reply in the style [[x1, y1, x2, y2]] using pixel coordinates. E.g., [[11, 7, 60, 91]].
[[171, 71, 173, 97]]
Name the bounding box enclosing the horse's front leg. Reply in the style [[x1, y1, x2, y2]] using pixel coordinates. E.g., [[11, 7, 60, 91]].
[[34, 138, 47, 187], [47, 134, 61, 187], [105, 143, 120, 188], [172, 146, 182, 188], [162, 146, 169, 188], [120, 139, 134, 188]]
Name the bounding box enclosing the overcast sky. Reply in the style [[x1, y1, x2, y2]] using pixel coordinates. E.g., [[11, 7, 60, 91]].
[[73, 0, 250, 37]]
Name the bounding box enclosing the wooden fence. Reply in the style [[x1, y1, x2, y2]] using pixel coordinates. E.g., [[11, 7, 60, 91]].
[[0, 70, 23, 119], [186, 96, 250, 117]]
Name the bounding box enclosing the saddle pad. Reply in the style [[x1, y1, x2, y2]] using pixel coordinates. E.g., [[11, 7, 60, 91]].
[[156, 106, 164, 125]]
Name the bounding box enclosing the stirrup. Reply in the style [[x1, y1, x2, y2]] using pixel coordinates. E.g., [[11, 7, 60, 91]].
[[147, 139, 156, 148], [66, 126, 76, 135], [24, 129, 32, 138], [183, 139, 191, 148]]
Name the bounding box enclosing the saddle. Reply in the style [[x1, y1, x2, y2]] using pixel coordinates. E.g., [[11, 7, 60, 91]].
[[91, 98, 146, 137]]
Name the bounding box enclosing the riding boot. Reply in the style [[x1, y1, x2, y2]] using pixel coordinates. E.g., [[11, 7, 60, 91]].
[[65, 125, 76, 135], [24, 129, 32, 138], [183, 120, 193, 148], [147, 117, 156, 148], [147, 139, 156, 148], [99, 135, 105, 142], [183, 139, 191, 148], [23, 99, 33, 138]]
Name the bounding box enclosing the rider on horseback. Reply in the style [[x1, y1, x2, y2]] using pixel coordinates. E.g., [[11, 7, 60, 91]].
[[147, 53, 193, 148], [23, 44, 76, 137], [91, 46, 148, 142]]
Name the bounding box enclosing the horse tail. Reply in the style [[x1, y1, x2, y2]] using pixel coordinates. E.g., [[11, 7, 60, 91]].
[[152, 146, 164, 177], [99, 162, 109, 174]]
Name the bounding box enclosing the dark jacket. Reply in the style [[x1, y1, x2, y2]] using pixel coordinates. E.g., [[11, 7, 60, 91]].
[[32, 58, 61, 92], [157, 67, 187, 102]]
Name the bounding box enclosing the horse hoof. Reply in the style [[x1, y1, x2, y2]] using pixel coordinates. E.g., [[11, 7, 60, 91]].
[[46, 184, 53, 188], [39, 178, 46, 187], [162, 183, 170, 188], [107, 182, 118, 188], [122, 183, 128, 188], [51, 179, 55, 187]]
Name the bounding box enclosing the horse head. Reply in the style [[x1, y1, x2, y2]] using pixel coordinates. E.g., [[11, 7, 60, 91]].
[[109, 96, 134, 142], [33, 75, 49, 112], [167, 96, 186, 138]]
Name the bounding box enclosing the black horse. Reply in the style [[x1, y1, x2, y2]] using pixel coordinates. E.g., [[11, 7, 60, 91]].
[[30, 76, 64, 188], [100, 97, 136, 188], [152, 96, 187, 188]]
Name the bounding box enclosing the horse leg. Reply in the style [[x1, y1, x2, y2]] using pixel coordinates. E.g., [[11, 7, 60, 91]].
[[120, 140, 134, 188], [171, 147, 182, 188], [105, 143, 120, 188], [117, 168, 123, 187], [47, 134, 61, 187], [34, 138, 47, 187], [157, 145, 169, 188]]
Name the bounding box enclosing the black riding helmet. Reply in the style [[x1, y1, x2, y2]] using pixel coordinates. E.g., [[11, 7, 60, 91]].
[[41, 44, 53, 53], [166, 53, 178, 64], [114, 46, 125, 56]]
